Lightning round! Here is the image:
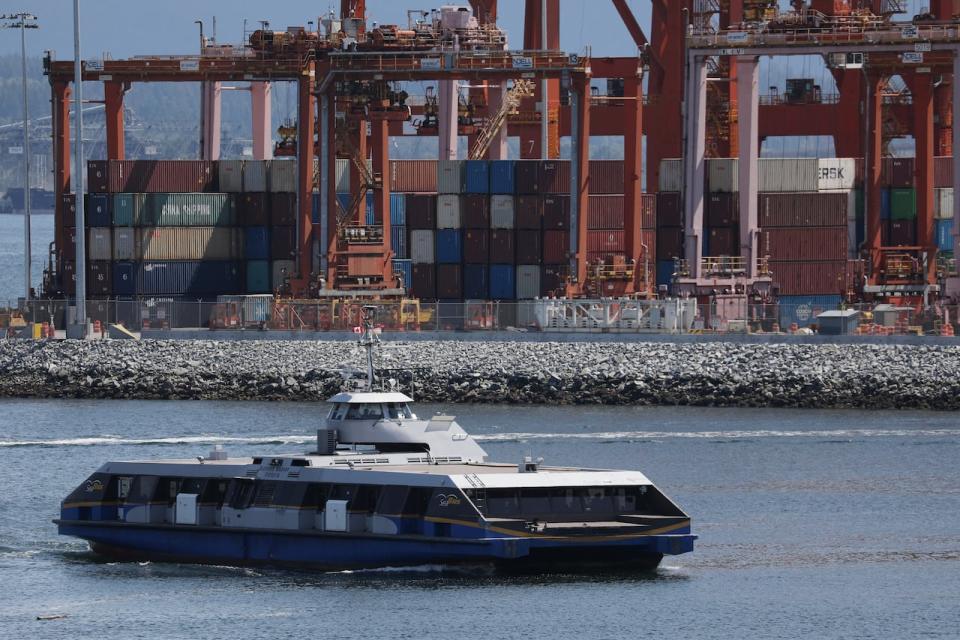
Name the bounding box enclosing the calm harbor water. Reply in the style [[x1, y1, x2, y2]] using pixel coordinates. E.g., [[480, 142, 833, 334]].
[[0, 401, 957, 639], [0, 212, 54, 304]]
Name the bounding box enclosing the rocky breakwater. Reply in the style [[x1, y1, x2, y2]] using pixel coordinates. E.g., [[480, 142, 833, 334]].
[[0, 339, 959, 409]]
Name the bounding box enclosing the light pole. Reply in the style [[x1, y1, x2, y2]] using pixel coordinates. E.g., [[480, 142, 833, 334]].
[[72, 0, 87, 330], [0, 12, 39, 301]]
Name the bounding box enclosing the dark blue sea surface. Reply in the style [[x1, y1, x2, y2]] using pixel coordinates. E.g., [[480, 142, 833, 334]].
[[0, 400, 958, 639]]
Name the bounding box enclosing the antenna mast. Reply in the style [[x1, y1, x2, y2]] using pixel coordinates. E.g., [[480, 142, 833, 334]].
[[359, 305, 379, 391]]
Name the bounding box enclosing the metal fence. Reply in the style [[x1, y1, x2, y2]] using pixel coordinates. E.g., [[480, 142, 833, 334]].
[[4, 297, 960, 337]]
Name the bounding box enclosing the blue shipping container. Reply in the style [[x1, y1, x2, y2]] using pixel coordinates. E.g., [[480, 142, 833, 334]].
[[489, 264, 516, 299], [137, 261, 243, 296], [246, 260, 271, 293], [436, 229, 463, 264], [335, 193, 375, 224], [656, 260, 674, 288], [112, 261, 136, 296], [311, 193, 321, 224], [392, 259, 413, 289], [390, 193, 406, 225], [880, 189, 891, 220], [463, 264, 489, 299], [464, 160, 490, 194], [87, 194, 111, 227], [244, 227, 271, 260], [778, 295, 842, 329], [392, 226, 408, 259], [490, 160, 516, 194]]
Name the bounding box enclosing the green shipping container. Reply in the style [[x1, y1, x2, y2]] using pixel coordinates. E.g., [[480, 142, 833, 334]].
[[142, 193, 236, 226], [111, 193, 142, 226], [246, 260, 271, 293], [890, 188, 916, 220]]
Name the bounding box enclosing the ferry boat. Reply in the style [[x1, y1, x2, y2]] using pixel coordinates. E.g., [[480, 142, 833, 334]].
[[57, 308, 696, 571]]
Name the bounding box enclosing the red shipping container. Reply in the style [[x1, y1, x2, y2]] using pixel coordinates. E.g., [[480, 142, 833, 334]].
[[87, 261, 112, 297], [543, 230, 569, 263], [271, 226, 297, 259], [515, 161, 540, 194], [657, 228, 684, 260], [516, 229, 542, 264], [707, 226, 738, 256], [758, 192, 847, 227], [405, 194, 437, 229], [888, 219, 916, 246], [270, 193, 297, 226], [707, 192, 739, 227], [540, 160, 571, 194], [588, 195, 624, 230], [762, 227, 848, 261], [587, 251, 626, 264], [87, 161, 108, 192], [411, 264, 436, 299], [641, 229, 657, 261], [884, 157, 914, 188], [588, 160, 625, 194], [237, 193, 269, 226], [107, 160, 217, 193], [463, 229, 489, 263], [390, 160, 438, 192], [462, 195, 491, 229], [588, 230, 625, 253], [61, 260, 76, 296], [62, 227, 77, 261], [541, 264, 568, 296], [641, 193, 657, 229], [770, 260, 847, 295], [490, 230, 515, 263], [935, 156, 953, 188], [436, 264, 463, 299], [656, 192, 682, 228], [543, 196, 570, 230], [515, 196, 542, 229]]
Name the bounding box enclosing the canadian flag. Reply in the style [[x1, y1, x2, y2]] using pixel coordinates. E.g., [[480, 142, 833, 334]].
[[353, 327, 363, 334]]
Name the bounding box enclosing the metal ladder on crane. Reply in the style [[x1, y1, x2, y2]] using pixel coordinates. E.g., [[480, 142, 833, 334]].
[[334, 118, 380, 231], [468, 78, 534, 161]]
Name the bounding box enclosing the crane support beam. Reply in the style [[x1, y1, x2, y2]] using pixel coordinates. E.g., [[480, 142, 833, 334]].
[[104, 81, 125, 160]]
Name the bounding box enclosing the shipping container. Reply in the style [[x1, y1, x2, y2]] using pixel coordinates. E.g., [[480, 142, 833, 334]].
[[62, 227, 78, 261], [588, 160, 625, 194], [587, 229, 625, 253], [890, 188, 917, 220], [770, 261, 846, 295], [246, 260, 272, 294], [142, 193, 236, 226], [112, 227, 136, 260], [656, 228, 684, 260], [62, 193, 77, 218], [707, 158, 738, 193], [389, 193, 406, 225], [87, 161, 108, 192], [437, 194, 462, 229], [515, 160, 540, 194], [543, 230, 569, 263], [757, 192, 848, 227], [270, 192, 297, 226], [61, 260, 76, 296], [463, 264, 489, 299], [936, 188, 953, 220], [88, 228, 112, 261], [541, 264, 568, 296], [436, 264, 463, 299], [761, 227, 848, 261], [516, 264, 540, 299], [272, 260, 295, 290], [777, 295, 843, 329], [490, 160, 516, 194], [656, 260, 674, 288], [391, 226, 408, 259], [490, 195, 515, 228], [515, 196, 542, 229], [86, 194, 111, 227], [936, 219, 954, 252], [542, 196, 569, 230], [392, 259, 413, 289], [105, 160, 217, 193], [335, 192, 375, 225], [885, 157, 914, 188], [490, 264, 516, 300], [935, 156, 953, 188], [112, 261, 136, 296], [87, 260, 112, 296], [705, 226, 738, 256], [238, 193, 270, 226], [390, 160, 437, 192], [463, 229, 489, 263], [587, 195, 624, 229], [888, 219, 915, 246], [406, 194, 437, 229], [706, 192, 739, 227], [490, 229, 515, 263], [243, 160, 268, 192], [818, 158, 857, 190], [437, 160, 464, 194], [759, 158, 819, 192], [658, 159, 683, 192], [137, 261, 243, 296], [311, 192, 322, 225], [464, 160, 490, 194], [516, 229, 542, 264], [461, 195, 490, 228], [411, 264, 436, 298], [641, 193, 657, 229], [111, 193, 141, 226], [269, 160, 297, 192], [540, 160, 570, 194], [881, 188, 891, 220], [138, 227, 243, 261], [436, 229, 463, 264], [335, 158, 351, 193], [218, 160, 244, 192], [244, 227, 271, 260], [410, 229, 436, 264], [271, 226, 296, 260], [656, 192, 682, 228]]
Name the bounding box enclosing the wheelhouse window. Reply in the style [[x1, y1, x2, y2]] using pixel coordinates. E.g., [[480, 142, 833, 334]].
[[346, 403, 384, 420], [386, 403, 413, 420], [330, 403, 348, 420]]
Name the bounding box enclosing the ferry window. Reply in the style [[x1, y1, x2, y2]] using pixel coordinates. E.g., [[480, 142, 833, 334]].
[[352, 485, 381, 512], [613, 487, 643, 513], [252, 481, 278, 507], [226, 479, 256, 509], [200, 480, 228, 506], [273, 482, 308, 508], [332, 404, 348, 420], [346, 404, 383, 420], [329, 484, 357, 502], [304, 484, 329, 510], [580, 487, 614, 514], [128, 476, 158, 503], [485, 489, 521, 518], [154, 478, 181, 505], [180, 478, 205, 495], [376, 486, 409, 514], [550, 488, 582, 515], [117, 477, 133, 500], [402, 487, 434, 515], [520, 488, 552, 515], [387, 403, 413, 420]]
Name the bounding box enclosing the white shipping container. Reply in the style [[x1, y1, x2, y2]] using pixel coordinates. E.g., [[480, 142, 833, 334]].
[[269, 160, 298, 192], [138, 227, 242, 261], [817, 158, 856, 191], [707, 158, 738, 193], [335, 158, 351, 193], [659, 159, 683, 192], [112, 227, 136, 260], [516, 264, 540, 299], [437, 194, 462, 228], [936, 188, 954, 220], [88, 228, 112, 261], [243, 160, 268, 192], [410, 229, 436, 264], [847, 189, 859, 221], [218, 160, 244, 192], [490, 195, 515, 228], [272, 260, 296, 290], [437, 160, 464, 194], [759, 158, 819, 192]]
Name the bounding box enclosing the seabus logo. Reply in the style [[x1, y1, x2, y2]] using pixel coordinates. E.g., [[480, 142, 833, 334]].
[[438, 494, 461, 507]]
